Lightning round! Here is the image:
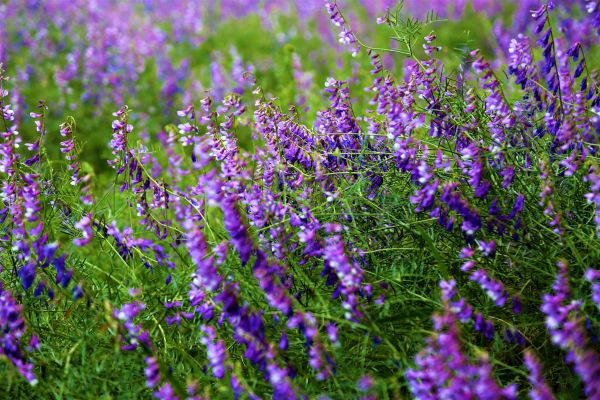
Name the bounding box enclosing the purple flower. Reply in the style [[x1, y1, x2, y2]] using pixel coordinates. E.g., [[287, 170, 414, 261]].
[[323, 227, 364, 321], [469, 269, 508, 307], [279, 332, 289, 351], [524, 350, 555, 400], [108, 106, 133, 174], [459, 247, 475, 259], [73, 213, 93, 247], [441, 280, 474, 323], [153, 383, 180, 400], [325, 2, 360, 56], [508, 34, 533, 89], [439, 183, 482, 235], [406, 299, 515, 399], [0, 286, 37, 385], [231, 374, 244, 400], [185, 222, 222, 310], [585, 268, 600, 309], [112, 301, 153, 351], [478, 240, 496, 257], [145, 357, 160, 388], [221, 197, 253, 265], [512, 296, 522, 315], [357, 375, 374, 392], [584, 165, 600, 238], [326, 323, 339, 346], [253, 251, 293, 316], [541, 260, 600, 397], [200, 325, 228, 379]]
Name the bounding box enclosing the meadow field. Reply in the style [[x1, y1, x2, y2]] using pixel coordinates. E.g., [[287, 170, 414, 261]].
[[1, 1, 599, 398]]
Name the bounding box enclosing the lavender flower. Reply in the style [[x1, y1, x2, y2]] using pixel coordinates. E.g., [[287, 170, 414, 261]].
[[585, 269, 600, 309], [112, 301, 152, 351], [325, 2, 360, 56], [185, 222, 221, 314], [145, 356, 161, 388], [541, 260, 600, 397], [539, 160, 564, 235], [220, 196, 253, 265], [323, 223, 364, 321], [524, 350, 555, 400], [153, 383, 180, 400], [469, 269, 508, 307], [0, 285, 37, 385], [73, 213, 93, 247], [357, 375, 374, 392], [406, 295, 515, 399], [584, 165, 600, 238], [200, 325, 228, 379], [108, 106, 133, 174]]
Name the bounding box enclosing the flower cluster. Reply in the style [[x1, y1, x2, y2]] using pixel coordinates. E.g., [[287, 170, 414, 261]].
[[0, 284, 37, 385], [406, 282, 517, 399], [1, 2, 600, 399], [541, 260, 600, 398]]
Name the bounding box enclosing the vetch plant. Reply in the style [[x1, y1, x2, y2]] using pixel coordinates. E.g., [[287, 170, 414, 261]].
[[0, 1, 600, 399]]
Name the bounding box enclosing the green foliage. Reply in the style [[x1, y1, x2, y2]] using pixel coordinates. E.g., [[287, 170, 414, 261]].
[[1, 2, 599, 399]]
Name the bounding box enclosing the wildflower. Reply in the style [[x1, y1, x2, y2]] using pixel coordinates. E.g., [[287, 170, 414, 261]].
[[323, 226, 364, 321], [145, 357, 160, 388], [200, 325, 228, 379], [524, 351, 555, 400], [357, 375, 374, 392], [0, 285, 37, 384], [73, 213, 93, 247], [406, 300, 515, 399], [584, 165, 600, 237], [153, 383, 180, 400], [541, 260, 600, 397], [585, 269, 600, 309]]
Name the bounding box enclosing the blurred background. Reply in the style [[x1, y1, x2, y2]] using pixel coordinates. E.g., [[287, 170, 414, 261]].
[[1, 0, 598, 173]]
